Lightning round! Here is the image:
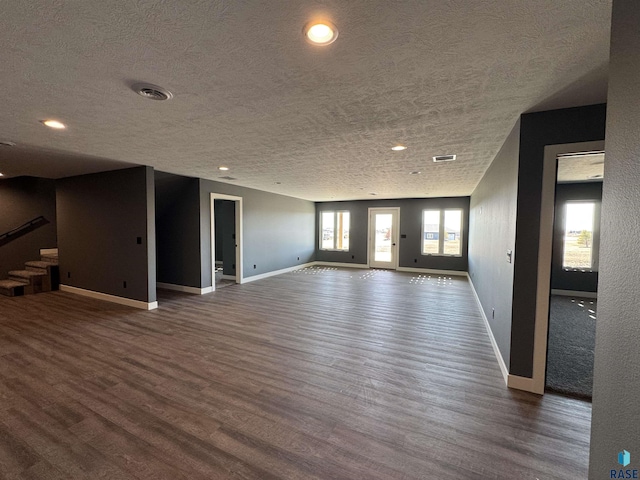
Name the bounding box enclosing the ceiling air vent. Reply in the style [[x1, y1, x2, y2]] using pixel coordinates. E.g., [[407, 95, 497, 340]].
[[219, 176, 237, 181], [132, 83, 173, 101], [433, 154, 456, 163]]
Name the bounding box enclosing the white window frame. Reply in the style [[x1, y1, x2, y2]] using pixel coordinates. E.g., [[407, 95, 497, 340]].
[[319, 210, 350, 251], [421, 208, 463, 257]]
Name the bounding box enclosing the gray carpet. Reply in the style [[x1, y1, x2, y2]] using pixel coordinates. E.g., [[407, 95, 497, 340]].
[[546, 295, 597, 399]]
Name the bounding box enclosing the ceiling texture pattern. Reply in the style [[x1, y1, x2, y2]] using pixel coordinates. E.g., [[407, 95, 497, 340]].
[[0, 0, 612, 201]]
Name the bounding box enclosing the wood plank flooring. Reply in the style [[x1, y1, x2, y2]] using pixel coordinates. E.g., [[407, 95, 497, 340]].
[[0, 267, 591, 479]]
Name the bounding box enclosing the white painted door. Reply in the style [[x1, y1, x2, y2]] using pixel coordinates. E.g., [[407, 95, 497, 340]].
[[368, 208, 400, 269]]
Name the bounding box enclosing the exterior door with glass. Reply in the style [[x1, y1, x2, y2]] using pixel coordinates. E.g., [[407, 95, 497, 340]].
[[368, 208, 400, 269]]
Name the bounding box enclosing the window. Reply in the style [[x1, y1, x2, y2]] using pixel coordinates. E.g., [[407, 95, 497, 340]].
[[320, 211, 350, 251], [562, 201, 597, 271], [422, 209, 462, 256]]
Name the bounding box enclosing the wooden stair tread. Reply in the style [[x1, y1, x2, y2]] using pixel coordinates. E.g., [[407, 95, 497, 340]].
[[0, 279, 29, 288], [8, 270, 48, 278], [25, 261, 55, 269]]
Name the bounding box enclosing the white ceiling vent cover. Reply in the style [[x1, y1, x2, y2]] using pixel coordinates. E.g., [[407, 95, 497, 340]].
[[433, 154, 456, 163], [132, 83, 173, 101]]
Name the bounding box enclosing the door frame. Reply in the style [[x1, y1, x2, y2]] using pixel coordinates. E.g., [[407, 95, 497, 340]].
[[367, 207, 400, 269], [210, 193, 243, 290], [529, 140, 605, 394]]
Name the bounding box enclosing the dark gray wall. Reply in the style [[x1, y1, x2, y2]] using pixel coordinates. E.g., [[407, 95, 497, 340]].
[[468, 120, 520, 369], [0, 177, 57, 278], [214, 199, 236, 276], [510, 103, 606, 377], [57, 166, 156, 303], [551, 182, 602, 293], [590, 1, 640, 475], [316, 197, 469, 271], [155, 172, 201, 288], [199, 180, 316, 285]]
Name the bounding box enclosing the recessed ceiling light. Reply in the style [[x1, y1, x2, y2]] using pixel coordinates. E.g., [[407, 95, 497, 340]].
[[0, 173, 4, 177], [304, 21, 338, 45], [369, 192, 377, 196], [391, 145, 407, 151], [275, 182, 281, 185], [41, 120, 66, 129], [588, 174, 603, 179], [218, 166, 229, 171], [132, 83, 173, 101]]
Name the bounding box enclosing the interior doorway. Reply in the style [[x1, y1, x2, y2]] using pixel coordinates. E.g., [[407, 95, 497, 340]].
[[530, 140, 605, 395], [210, 193, 243, 291], [545, 152, 603, 399], [368, 208, 400, 269]]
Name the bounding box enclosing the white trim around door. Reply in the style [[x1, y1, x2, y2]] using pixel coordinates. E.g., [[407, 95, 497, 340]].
[[367, 207, 400, 269], [210, 193, 244, 291]]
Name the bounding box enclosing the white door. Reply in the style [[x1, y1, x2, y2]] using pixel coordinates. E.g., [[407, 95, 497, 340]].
[[368, 208, 400, 269]]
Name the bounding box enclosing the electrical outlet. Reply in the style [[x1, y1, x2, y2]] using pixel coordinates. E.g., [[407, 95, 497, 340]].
[[492, 308, 495, 319], [123, 281, 127, 288], [253, 264, 256, 269]]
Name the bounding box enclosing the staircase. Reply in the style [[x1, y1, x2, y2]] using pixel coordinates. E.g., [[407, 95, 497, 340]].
[[0, 249, 59, 297]]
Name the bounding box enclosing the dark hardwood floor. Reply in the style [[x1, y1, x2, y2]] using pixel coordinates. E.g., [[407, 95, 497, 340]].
[[0, 267, 591, 479]]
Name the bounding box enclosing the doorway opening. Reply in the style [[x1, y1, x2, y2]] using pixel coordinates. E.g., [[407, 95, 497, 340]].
[[210, 193, 243, 291], [368, 208, 400, 269], [530, 140, 604, 396], [545, 152, 603, 399]]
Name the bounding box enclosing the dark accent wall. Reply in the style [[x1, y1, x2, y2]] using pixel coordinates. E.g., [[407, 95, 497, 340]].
[[468, 120, 520, 369], [316, 197, 470, 271], [510, 103, 606, 377], [199, 180, 316, 286], [590, 1, 640, 475], [155, 172, 201, 288], [0, 177, 57, 278], [57, 166, 156, 303], [551, 182, 602, 293]]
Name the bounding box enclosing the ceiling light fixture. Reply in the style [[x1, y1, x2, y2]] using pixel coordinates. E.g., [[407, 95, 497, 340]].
[[304, 21, 338, 45], [0, 173, 4, 177], [41, 120, 66, 130], [132, 83, 173, 101], [218, 166, 229, 171], [391, 145, 407, 151]]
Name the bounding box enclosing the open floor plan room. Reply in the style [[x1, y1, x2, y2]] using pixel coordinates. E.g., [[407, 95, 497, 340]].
[[0, 268, 590, 479]]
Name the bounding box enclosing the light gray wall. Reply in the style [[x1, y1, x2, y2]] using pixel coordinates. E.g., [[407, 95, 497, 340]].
[[590, 1, 640, 476], [0, 176, 57, 278], [315, 197, 469, 271], [155, 172, 201, 288], [199, 180, 316, 285], [57, 166, 156, 303], [468, 120, 520, 369]]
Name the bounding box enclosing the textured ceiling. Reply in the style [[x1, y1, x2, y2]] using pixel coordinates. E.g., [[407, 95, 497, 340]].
[[557, 153, 605, 183], [0, 0, 612, 201]]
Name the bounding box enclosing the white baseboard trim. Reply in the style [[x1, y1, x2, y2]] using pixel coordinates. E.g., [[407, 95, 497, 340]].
[[40, 248, 58, 255], [313, 261, 369, 269], [468, 277, 509, 385], [507, 374, 540, 394], [396, 267, 468, 277], [60, 285, 158, 310], [242, 262, 316, 284], [157, 283, 213, 295], [551, 289, 597, 299]]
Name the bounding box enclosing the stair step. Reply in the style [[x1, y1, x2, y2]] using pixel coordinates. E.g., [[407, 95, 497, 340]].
[[0, 279, 26, 297], [8, 270, 47, 280], [40, 254, 59, 264], [26, 260, 55, 269]]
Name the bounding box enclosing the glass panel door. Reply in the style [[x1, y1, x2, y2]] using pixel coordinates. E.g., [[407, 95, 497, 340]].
[[369, 208, 399, 269]]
